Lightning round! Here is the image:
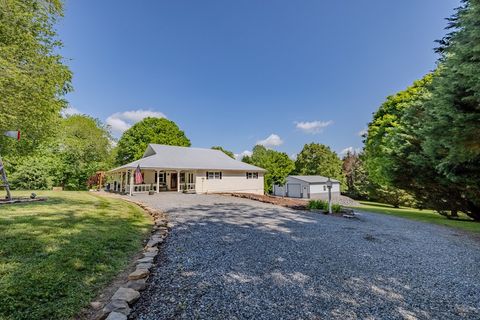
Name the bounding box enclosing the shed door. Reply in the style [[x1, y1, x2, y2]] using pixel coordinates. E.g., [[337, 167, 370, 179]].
[[287, 183, 302, 198], [274, 185, 285, 196]]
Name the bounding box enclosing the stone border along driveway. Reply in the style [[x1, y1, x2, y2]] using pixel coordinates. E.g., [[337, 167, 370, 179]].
[[116, 193, 479, 319], [93, 195, 171, 320]]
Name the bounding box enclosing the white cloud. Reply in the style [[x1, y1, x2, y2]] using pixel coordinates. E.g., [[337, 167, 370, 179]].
[[340, 146, 362, 156], [358, 128, 368, 137], [256, 134, 284, 147], [295, 120, 333, 134], [234, 150, 253, 160], [62, 106, 81, 117], [106, 109, 167, 136]]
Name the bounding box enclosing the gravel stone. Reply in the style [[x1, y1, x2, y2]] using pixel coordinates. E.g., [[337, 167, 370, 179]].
[[124, 193, 480, 320]]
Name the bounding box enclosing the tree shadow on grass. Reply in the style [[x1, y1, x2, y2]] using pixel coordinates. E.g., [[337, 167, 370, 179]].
[[0, 194, 150, 320]]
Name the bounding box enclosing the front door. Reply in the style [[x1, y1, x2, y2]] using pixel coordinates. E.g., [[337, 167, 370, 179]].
[[170, 173, 178, 191]]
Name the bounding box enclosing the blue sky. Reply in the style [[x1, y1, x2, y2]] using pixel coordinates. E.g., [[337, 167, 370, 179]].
[[58, 0, 460, 159]]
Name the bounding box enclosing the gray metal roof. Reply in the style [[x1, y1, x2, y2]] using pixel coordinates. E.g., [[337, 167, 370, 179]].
[[288, 175, 340, 184], [111, 144, 266, 172]]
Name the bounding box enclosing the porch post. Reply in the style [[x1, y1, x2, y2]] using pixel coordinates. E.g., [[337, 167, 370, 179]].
[[177, 170, 181, 192], [156, 170, 160, 193], [117, 171, 123, 192], [129, 169, 134, 196]]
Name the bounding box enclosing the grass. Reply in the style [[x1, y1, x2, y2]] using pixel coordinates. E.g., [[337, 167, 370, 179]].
[[352, 200, 480, 234], [0, 191, 152, 320]]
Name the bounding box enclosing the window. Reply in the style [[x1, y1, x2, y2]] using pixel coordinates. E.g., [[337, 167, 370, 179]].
[[323, 185, 326, 191], [207, 171, 222, 179], [246, 172, 259, 179], [155, 172, 166, 183]]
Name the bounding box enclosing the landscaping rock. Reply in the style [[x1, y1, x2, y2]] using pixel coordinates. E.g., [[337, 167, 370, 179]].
[[137, 262, 153, 270], [126, 279, 147, 291], [143, 251, 157, 258], [145, 247, 159, 254], [128, 268, 150, 280], [102, 299, 130, 316], [137, 256, 154, 264], [90, 301, 102, 310], [146, 238, 162, 247], [106, 311, 127, 320], [111, 287, 140, 305]]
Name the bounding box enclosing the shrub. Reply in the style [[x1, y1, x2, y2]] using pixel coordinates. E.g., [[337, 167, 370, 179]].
[[307, 200, 328, 211], [331, 203, 342, 213], [307, 200, 343, 213]]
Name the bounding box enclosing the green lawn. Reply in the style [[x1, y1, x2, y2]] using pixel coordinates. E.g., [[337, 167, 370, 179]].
[[0, 191, 152, 320], [352, 201, 480, 234]]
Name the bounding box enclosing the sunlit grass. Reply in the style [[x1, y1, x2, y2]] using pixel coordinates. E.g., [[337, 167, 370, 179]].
[[352, 201, 480, 234], [0, 191, 152, 320]]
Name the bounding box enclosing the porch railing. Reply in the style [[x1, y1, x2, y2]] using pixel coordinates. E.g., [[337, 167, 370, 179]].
[[125, 184, 157, 193], [179, 183, 196, 191]]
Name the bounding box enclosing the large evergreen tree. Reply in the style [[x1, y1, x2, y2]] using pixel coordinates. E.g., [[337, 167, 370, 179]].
[[420, 0, 480, 219]]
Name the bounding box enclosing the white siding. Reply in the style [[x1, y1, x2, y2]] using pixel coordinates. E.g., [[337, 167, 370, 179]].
[[195, 170, 264, 195]]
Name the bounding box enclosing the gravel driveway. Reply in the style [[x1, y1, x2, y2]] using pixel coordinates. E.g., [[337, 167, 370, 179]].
[[126, 193, 480, 320]]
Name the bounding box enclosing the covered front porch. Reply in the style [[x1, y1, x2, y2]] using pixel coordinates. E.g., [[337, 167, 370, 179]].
[[107, 168, 196, 195]]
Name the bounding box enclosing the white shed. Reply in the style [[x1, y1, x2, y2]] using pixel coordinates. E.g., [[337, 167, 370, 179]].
[[273, 175, 341, 199]]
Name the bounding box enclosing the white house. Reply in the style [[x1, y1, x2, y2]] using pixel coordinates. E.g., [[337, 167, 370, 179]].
[[273, 175, 341, 199], [108, 144, 265, 195]]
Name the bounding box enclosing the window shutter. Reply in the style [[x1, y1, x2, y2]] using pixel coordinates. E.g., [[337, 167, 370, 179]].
[[206, 172, 209, 180], [220, 172, 222, 179]]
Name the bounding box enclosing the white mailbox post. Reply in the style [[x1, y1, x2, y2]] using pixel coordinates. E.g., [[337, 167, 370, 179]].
[[326, 177, 333, 214]]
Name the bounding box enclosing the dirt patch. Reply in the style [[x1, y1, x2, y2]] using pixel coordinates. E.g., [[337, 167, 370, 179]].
[[224, 193, 309, 210]]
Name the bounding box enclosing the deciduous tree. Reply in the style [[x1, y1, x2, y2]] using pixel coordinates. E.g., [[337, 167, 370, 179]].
[[0, 0, 72, 156], [242, 145, 294, 193], [211, 146, 235, 159], [116, 117, 191, 164], [294, 143, 346, 189]]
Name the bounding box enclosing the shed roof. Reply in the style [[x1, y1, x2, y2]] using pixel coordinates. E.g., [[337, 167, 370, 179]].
[[288, 175, 340, 184], [110, 144, 266, 172]]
